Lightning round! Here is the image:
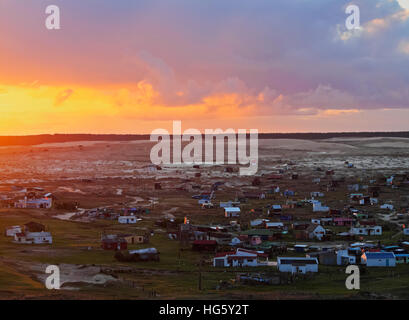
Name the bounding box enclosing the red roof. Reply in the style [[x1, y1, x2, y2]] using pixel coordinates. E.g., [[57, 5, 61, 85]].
[[215, 251, 236, 257], [237, 248, 258, 254]]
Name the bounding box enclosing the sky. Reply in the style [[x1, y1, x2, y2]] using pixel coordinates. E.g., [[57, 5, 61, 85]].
[[0, 0, 409, 135]]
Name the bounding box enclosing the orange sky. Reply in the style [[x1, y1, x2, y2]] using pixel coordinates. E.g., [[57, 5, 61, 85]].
[[1, 0, 409, 135]]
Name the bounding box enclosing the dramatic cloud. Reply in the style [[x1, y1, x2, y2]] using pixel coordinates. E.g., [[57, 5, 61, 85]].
[[0, 0, 408, 133]]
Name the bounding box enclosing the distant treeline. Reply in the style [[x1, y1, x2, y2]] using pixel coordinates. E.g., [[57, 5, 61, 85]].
[[0, 132, 408, 147]]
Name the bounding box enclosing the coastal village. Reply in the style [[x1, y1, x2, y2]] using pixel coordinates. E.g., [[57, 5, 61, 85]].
[[1, 137, 409, 299]]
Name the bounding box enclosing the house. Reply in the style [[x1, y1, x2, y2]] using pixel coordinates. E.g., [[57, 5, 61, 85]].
[[192, 240, 218, 251], [250, 219, 269, 227], [128, 248, 160, 261], [313, 202, 329, 212], [230, 237, 242, 246], [271, 205, 282, 213], [380, 204, 394, 210], [115, 248, 160, 262], [283, 190, 295, 197], [320, 217, 333, 225], [350, 193, 364, 201], [359, 220, 377, 226], [118, 215, 138, 224], [337, 249, 357, 265], [213, 248, 265, 267], [101, 235, 128, 250], [240, 229, 282, 241], [348, 184, 360, 192], [14, 196, 52, 209], [334, 217, 353, 226], [361, 252, 396, 267], [208, 232, 232, 244], [292, 222, 310, 231], [14, 231, 53, 244], [310, 192, 324, 198], [224, 207, 240, 218], [350, 226, 382, 236], [307, 251, 337, 265], [5, 226, 22, 237], [277, 257, 318, 274], [358, 196, 371, 205], [265, 222, 284, 230], [119, 234, 148, 244], [219, 201, 239, 208], [370, 198, 379, 205], [306, 224, 326, 241]]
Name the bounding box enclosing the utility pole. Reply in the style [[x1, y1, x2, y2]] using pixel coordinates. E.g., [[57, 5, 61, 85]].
[[198, 259, 203, 291]]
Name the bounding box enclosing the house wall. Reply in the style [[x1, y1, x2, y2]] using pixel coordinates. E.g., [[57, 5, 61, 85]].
[[230, 258, 258, 267], [366, 258, 396, 267], [6, 227, 21, 237], [14, 233, 52, 244], [337, 250, 356, 265], [213, 257, 228, 267], [118, 217, 137, 224], [278, 264, 318, 273], [351, 227, 382, 236], [31, 235, 53, 244], [310, 226, 326, 240]]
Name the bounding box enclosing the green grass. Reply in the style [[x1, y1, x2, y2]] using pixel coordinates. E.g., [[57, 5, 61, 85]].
[[1, 205, 409, 299]]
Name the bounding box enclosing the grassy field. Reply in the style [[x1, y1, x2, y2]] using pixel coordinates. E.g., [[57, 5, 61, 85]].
[[1, 204, 409, 300]]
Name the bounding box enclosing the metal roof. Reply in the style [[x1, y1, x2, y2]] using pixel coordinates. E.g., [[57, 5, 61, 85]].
[[364, 252, 395, 259]]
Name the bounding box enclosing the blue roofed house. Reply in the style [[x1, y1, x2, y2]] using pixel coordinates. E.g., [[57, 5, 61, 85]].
[[224, 207, 241, 218], [361, 252, 396, 267]]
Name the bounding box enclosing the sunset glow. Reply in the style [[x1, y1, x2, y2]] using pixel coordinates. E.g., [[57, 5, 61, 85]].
[[1, 0, 409, 134]]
